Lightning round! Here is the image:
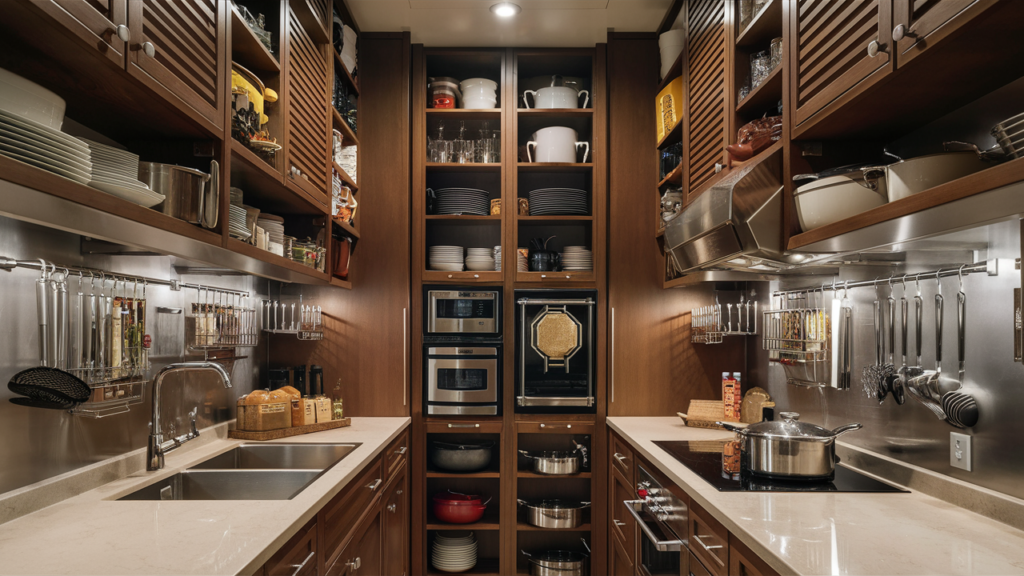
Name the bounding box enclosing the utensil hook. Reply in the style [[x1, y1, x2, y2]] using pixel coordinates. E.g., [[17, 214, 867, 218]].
[[958, 264, 966, 294]]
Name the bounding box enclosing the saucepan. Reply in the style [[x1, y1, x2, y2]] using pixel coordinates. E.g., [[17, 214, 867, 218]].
[[433, 490, 491, 524], [429, 439, 495, 472], [139, 160, 220, 229], [718, 412, 862, 480], [527, 127, 589, 163], [519, 439, 588, 475], [883, 143, 999, 202], [518, 499, 590, 529], [521, 539, 591, 576], [792, 163, 887, 231]]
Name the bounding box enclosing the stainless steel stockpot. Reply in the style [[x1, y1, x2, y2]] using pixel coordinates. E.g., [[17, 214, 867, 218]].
[[518, 439, 588, 475], [719, 412, 862, 479], [521, 539, 591, 576], [517, 499, 590, 529]]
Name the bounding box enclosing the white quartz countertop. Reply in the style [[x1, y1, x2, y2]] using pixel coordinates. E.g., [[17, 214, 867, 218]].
[[607, 417, 1024, 576], [0, 417, 410, 576]]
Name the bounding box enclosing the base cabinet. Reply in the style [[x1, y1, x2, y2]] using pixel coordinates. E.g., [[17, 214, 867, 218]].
[[610, 530, 635, 576], [264, 519, 317, 576], [328, 505, 382, 576], [382, 463, 409, 576]]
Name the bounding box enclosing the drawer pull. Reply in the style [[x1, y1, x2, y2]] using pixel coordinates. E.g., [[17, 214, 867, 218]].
[[394, 446, 408, 455], [613, 452, 627, 462], [387, 503, 397, 513], [613, 519, 626, 527], [367, 479, 382, 492], [289, 550, 315, 576], [539, 423, 571, 429], [447, 423, 480, 428], [693, 534, 723, 551]]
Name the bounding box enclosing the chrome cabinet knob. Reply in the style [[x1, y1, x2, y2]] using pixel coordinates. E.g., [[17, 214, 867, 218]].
[[115, 25, 130, 42], [140, 41, 156, 58], [867, 39, 885, 58], [714, 163, 723, 173], [387, 503, 397, 513], [892, 24, 915, 42]]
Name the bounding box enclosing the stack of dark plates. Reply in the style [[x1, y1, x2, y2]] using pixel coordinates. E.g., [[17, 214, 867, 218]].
[[434, 188, 490, 216], [528, 188, 588, 216]]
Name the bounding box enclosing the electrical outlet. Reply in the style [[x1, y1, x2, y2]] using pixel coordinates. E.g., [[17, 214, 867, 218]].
[[950, 432, 972, 471]]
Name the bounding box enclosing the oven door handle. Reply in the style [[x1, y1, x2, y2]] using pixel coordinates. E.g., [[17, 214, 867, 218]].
[[517, 298, 595, 306], [623, 500, 683, 552]]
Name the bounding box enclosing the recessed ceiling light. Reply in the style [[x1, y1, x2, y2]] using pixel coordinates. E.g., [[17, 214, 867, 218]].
[[490, 2, 521, 17]]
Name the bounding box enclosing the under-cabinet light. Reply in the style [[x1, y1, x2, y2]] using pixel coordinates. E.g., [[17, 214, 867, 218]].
[[490, 2, 521, 17]]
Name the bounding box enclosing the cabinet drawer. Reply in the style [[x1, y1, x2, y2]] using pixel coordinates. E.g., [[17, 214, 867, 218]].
[[518, 421, 594, 434], [728, 533, 779, 576], [264, 519, 317, 576], [425, 421, 503, 434], [688, 551, 711, 576], [321, 458, 384, 569], [610, 432, 633, 482], [384, 429, 409, 480], [610, 470, 635, 561], [689, 501, 728, 576]]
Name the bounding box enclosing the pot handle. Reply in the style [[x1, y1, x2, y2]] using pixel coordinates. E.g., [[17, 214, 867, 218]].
[[526, 141, 537, 163], [831, 422, 863, 438], [581, 538, 591, 555], [572, 439, 589, 467], [202, 160, 219, 229], [523, 90, 536, 109], [518, 449, 535, 459], [480, 496, 493, 507], [520, 550, 531, 558], [580, 501, 591, 508], [577, 90, 589, 109], [716, 421, 747, 434], [575, 141, 590, 163], [517, 498, 528, 507], [859, 166, 886, 191]]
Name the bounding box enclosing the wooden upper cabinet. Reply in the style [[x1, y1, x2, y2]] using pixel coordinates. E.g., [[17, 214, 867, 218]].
[[126, 0, 225, 131], [37, 0, 129, 66], [685, 0, 729, 200], [791, 0, 893, 133], [284, 4, 331, 206], [892, 0, 997, 67]]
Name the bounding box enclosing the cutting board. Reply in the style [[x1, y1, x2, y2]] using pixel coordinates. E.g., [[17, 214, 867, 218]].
[[229, 418, 351, 441]]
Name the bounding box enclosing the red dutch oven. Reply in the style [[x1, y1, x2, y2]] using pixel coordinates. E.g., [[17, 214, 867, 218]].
[[432, 490, 490, 524]]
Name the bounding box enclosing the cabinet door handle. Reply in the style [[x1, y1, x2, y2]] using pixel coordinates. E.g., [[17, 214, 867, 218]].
[[867, 39, 886, 58], [289, 550, 315, 576], [139, 41, 156, 58], [539, 423, 571, 429], [714, 163, 724, 173], [448, 423, 480, 428], [395, 446, 408, 455], [610, 307, 616, 402], [613, 452, 627, 462], [892, 24, 915, 42], [692, 534, 724, 551], [346, 557, 362, 571], [367, 479, 382, 491], [387, 503, 397, 513], [613, 519, 626, 527], [402, 307, 407, 406], [114, 25, 130, 42]]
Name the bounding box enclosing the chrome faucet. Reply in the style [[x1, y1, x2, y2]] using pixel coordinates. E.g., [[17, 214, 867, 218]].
[[147, 362, 231, 471]]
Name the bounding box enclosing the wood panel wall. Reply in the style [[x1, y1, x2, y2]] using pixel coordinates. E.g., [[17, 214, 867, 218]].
[[607, 33, 746, 417], [269, 32, 412, 418]]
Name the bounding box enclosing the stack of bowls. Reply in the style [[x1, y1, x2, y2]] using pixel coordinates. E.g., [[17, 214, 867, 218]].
[[465, 248, 495, 271], [431, 532, 477, 573], [992, 111, 1024, 159], [517, 249, 529, 272], [460, 78, 498, 109], [430, 245, 464, 271], [561, 246, 593, 271], [257, 214, 285, 257], [493, 246, 501, 272], [659, 29, 685, 80]]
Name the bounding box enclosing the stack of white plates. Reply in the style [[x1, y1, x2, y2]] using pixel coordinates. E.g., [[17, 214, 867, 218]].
[[431, 531, 477, 573], [230, 186, 244, 205], [430, 245, 464, 271], [229, 204, 251, 240], [80, 138, 165, 208], [0, 107, 94, 185], [493, 246, 501, 272], [434, 188, 490, 216], [561, 246, 593, 271], [517, 249, 528, 272], [465, 248, 495, 271], [258, 214, 285, 254], [528, 188, 589, 216]]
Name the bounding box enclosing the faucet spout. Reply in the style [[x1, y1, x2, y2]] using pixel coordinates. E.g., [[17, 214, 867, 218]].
[[147, 362, 232, 471]]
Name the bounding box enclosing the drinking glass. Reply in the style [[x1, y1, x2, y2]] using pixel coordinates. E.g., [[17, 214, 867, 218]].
[[770, 37, 783, 70], [751, 51, 771, 88]]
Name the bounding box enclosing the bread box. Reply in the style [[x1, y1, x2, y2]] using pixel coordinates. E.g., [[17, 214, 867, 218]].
[[236, 390, 292, 432]]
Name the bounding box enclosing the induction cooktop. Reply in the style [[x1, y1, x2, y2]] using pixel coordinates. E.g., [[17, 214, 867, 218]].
[[653, 440, 908, 493]]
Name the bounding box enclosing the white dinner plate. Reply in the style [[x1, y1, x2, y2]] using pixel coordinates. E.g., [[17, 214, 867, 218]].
[[0, 147, 91, 184], [0, 108, 89, 154]]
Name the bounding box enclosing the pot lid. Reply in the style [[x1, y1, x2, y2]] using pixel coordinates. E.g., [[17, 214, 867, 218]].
[[529, 550, 588, 567], [431, 440, 493, 451], [528, 499, 589, 510], [740, 412, 862, 441], [432, 490, 484, 505]]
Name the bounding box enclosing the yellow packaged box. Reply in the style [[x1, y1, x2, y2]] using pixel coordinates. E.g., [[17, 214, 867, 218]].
[[315, 397, 333, 423], [292, 398, 317, 427], [656, 76, 683, 144]]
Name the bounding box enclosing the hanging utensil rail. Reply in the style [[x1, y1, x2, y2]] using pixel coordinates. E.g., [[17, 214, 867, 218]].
[[690, 296, 758, 344], [770, 261, 996, 297]]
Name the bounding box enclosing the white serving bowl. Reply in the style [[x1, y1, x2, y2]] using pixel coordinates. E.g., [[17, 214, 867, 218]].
[[0, 68, 66, 130], [794, 175, 888, 231]]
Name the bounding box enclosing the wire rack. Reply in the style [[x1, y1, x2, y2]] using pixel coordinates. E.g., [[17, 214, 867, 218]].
[[262, 300, 324, 340], [763, 290, 832, 387], [186, 288, 260, 351], [690, 296, 758, 344]]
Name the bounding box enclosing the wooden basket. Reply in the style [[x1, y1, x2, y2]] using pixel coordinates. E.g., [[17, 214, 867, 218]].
[[677, 400, 744, 430]]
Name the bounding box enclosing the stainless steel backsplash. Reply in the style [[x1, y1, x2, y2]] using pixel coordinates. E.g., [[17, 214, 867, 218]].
[[764, 219, 1024, 499], [0, 216, 262, 495]]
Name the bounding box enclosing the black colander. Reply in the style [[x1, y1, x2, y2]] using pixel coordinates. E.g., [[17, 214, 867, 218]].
[[8, 367, 91, 409]]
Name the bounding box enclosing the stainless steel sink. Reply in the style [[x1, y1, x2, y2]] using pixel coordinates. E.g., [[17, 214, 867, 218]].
[[118, 470, 323, 501], [188, 443, 361, 471]]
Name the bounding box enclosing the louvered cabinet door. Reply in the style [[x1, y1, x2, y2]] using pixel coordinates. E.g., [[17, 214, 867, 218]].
[[792, 0, 893, 132], [685, 0, 729, 201], [284, 5, 330, 207], [893, 0, 996, 67], [126, 0, 226, 132], [36, 0, 128, 66]]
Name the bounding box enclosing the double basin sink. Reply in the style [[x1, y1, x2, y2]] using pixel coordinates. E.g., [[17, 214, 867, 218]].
[[119, 443, 361, 501]]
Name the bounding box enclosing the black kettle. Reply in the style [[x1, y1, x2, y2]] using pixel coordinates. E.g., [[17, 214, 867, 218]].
[[528, 236, 560, 272]]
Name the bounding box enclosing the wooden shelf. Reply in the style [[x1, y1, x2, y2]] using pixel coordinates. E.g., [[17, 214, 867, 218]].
[[735, 64, 782, 116], [427, 470, 501, 478], [226, 238, 331, 282], [658, 162, 683, 188], [423, 270, 503, 283], [332, 218, 360, 239], [517, 163, 594, 172], [658, 49, 685, 92], [332, 161, 358, 192], [427, 162, 502, 172], [517, 521, 591, 532], [657, 119, 682, 150], [426, 215, 502, 220], [516, 108, 593, 117], [332, 49, 359, 96], [517, 215, 593, 222], [788, 154, 1024, 250], [736, 0, 782, 48], [232, 138, 282, 184], [230, 4, 280, 73], [330, 276, 352, 289], [426, 108, 501, 119], [515, 271, 595, 283], [231, 140, 326, 215], [427, 510, 501, 531], [427, 559, 500, 576], [332, 107, 360, 146], [517, 471, 592, 479]]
